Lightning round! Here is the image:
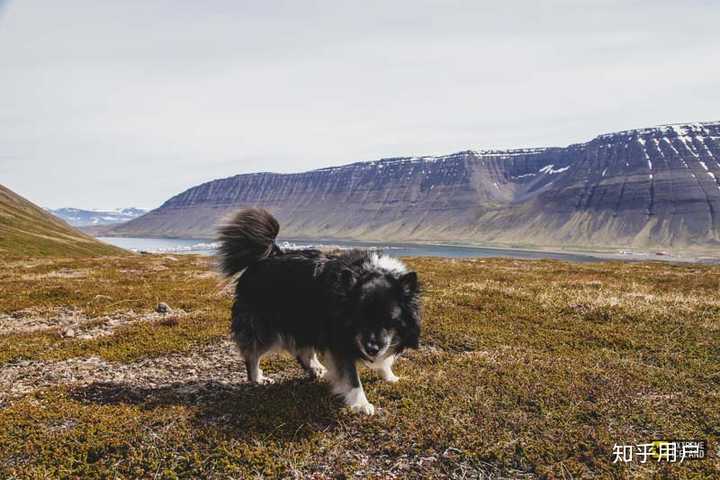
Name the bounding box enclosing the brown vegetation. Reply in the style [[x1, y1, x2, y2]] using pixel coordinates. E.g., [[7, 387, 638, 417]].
[[0, 253, 718, 478]]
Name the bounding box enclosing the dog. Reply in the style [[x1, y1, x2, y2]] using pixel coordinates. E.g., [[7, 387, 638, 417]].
[[217, 208, 421, 415]]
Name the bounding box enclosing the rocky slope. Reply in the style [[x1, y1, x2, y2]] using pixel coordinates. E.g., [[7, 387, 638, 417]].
[[110, 122, 720, 251], [0, 184, 126, 258]]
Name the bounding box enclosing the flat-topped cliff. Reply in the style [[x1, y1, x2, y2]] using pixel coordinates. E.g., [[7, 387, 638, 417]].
[[109, 121, 720, 250]]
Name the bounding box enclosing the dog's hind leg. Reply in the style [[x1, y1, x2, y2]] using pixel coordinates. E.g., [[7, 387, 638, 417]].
[[368, 354, 400, 383], [295, 349, 326, 380], [243, 348, 274, 384], [231, 303, 275, 384], [324, 352, 374, 415]]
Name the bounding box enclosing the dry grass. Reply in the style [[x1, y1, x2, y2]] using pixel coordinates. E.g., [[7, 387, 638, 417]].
[[0, 254, 718, 478]]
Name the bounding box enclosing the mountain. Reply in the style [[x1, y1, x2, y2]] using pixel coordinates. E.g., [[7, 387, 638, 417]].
[[108, 121, 720, 252], [0, 185, 126, 258], [49, 207, 148, 227]]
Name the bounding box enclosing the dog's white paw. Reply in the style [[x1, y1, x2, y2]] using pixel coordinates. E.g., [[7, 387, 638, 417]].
[[310, 365, 327, 380], [383, 372, 400, 383], [349, 400, 375, 416], [341, 387, 374, 415], [254, 375, 275, 385]]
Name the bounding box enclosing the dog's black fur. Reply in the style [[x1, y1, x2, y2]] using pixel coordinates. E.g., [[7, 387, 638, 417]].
[[217, 208, 421, 414]]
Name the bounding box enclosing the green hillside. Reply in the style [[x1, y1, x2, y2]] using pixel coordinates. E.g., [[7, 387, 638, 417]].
[[0, 184, 126, 258]]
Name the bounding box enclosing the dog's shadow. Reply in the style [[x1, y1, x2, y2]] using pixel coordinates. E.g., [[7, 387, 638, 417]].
[[70, 378, 342, 441]]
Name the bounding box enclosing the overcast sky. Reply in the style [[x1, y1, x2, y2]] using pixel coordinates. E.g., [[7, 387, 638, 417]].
[[1, 1, 719, 209]]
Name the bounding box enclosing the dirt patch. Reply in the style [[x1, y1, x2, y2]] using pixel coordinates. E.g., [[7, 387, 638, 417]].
[[0, 307, 188, 339], [19, 268, 90, 281], [0, 307, 81, 334], [0, 258, 59, 270], [192, 271, 221, 280], [0, 340, 252, 404]]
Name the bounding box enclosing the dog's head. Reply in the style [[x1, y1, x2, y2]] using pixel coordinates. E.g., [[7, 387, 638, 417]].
[[345, 268, 421, 360]]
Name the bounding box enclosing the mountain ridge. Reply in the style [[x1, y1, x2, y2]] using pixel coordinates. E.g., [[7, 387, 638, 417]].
[[108, 121, 720, 252], [49, 207, 148, 227]]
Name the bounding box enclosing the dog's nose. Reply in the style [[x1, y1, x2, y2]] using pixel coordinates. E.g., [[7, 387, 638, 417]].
[[365, 343, 380, 356]]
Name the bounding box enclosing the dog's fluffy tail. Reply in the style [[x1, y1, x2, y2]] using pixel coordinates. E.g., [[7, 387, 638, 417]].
[[217, 208, 280, 277]]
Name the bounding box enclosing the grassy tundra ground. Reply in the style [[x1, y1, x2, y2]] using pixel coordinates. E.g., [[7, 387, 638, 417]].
[[0, 254, 718, 479]]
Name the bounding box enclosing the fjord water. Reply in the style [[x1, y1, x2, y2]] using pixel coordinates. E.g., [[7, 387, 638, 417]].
[[97, 236, 600, 262]]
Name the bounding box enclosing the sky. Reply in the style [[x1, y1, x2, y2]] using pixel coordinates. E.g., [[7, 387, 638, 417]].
[[1, 1, 719, 210]]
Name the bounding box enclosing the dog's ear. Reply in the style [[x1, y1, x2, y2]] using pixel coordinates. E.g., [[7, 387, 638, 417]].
[[399, 271, 418, 293], [402, 309, 421, 349]]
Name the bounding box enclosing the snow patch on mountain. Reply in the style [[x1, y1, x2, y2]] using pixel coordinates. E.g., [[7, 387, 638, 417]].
[[539, 164, 570, 175], [48, 207, 148, 227]]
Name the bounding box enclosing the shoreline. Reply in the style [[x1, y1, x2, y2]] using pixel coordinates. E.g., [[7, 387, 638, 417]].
[[95, 234, 720, 264], [413, 241, 719, 264]]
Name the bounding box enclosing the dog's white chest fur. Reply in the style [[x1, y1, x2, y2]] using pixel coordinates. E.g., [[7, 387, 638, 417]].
[[367, 253, 408, 274]]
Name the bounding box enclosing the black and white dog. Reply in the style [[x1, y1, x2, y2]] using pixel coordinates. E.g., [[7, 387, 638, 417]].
[[217, 209, 421, 415]]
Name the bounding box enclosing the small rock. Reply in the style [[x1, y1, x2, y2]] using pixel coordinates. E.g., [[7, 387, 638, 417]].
[[64, 329, 76, 338], [155, 303, 171, 314]]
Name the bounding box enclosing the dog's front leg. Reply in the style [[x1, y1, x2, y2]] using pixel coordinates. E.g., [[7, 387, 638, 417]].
[[374, 354, 400, 383], [295, 348, 327, 380], [327, 354, 374, 415]]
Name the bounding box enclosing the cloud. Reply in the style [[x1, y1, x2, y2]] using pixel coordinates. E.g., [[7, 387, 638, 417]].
[[1, 0, 719, 209]]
